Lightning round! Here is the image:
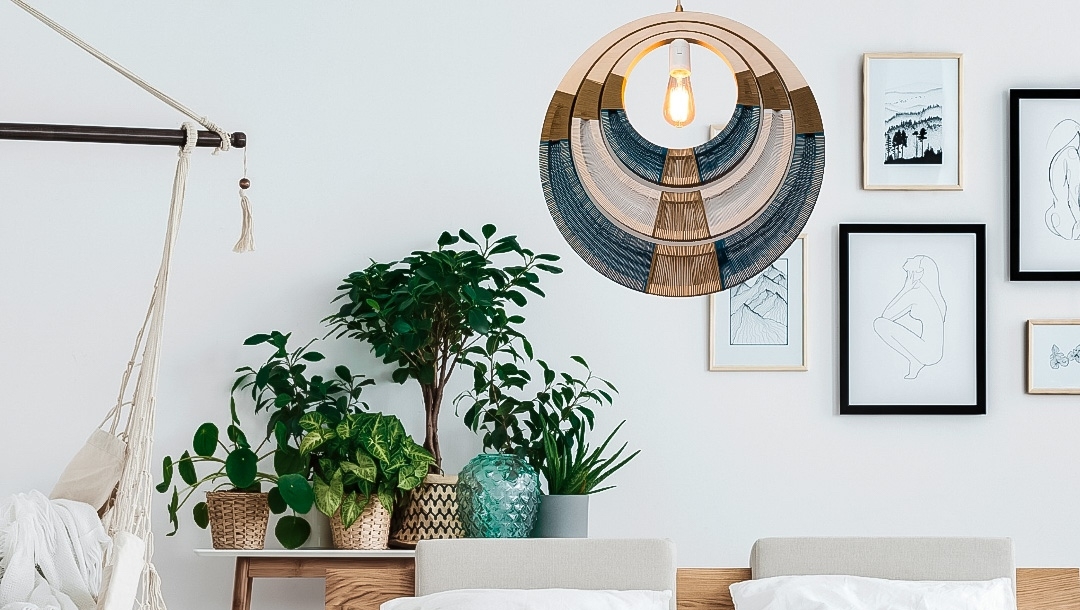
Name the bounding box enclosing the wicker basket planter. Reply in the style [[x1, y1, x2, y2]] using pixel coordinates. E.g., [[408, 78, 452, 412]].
[[390, 474, 465, 548], [206, 491, 269, 550], [330, 495, 391, 550]]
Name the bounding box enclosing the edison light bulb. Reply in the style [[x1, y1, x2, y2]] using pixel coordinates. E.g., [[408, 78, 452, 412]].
[[663, 39, 696, 128]]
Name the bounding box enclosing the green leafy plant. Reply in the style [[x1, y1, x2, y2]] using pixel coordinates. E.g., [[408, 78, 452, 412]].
[[157, 417, 316, 549], [538, 419, 638, 495], [297, 411, 434, 528], [231, 330, 374, 476], [457, 356, 639, 494], [325, 225, 561, 472]]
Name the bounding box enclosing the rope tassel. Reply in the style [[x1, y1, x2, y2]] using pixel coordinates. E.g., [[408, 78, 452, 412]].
[[233, 148, 255, 253], [233, 183, 255, 253]]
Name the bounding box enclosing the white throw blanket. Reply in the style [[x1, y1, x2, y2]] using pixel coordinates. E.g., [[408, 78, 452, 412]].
[[0, 491, 109, 610]]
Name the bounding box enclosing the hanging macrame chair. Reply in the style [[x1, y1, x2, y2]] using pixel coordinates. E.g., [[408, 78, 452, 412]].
[[6, 2, 255, 609]]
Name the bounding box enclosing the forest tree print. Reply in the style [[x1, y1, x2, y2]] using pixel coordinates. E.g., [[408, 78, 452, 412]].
[[883, 84, 944, 165]]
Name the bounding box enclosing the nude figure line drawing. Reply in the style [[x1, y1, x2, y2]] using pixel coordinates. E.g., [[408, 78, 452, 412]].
[[873, 255, 947, 379], [1046, 119, 1080, 240]]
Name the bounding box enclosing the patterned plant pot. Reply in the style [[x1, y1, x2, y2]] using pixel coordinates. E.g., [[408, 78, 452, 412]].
[[456, 453, 540, 538], [390, 474, 465, 548]]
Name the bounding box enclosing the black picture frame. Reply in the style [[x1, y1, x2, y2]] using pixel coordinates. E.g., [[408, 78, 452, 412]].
[[839, 224, 986, 415], [1010, 89, 1080, 281]]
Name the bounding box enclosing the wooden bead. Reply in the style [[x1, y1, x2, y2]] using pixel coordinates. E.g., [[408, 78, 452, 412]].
[[239, 178, 251, 189]]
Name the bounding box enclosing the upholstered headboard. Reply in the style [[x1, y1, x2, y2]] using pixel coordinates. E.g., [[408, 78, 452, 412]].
[[751, 537, 1015, 589], [414, 538, 678, 610]]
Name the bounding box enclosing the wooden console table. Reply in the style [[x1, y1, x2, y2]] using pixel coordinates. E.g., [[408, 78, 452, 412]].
[[194, 549, 415, 610]]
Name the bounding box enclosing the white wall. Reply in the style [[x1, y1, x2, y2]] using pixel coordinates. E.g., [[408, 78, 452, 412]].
[[2, 1, 1080, 608]]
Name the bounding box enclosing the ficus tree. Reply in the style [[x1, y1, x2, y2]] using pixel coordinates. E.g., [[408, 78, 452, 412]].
[[325, 225, 561, 472]]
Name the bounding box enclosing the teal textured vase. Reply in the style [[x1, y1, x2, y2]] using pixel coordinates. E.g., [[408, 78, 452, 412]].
[[456, 453, 540, 538]]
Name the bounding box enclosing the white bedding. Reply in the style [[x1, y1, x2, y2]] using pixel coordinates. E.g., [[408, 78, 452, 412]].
[[729, 575, 1015, 610], [381, 588, 672, 610]]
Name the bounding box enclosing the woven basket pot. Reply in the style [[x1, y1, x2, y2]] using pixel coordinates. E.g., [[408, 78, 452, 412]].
[[390, 474, 465, 548], [330, 495, 391, 550], [206, 491, 269, 550]]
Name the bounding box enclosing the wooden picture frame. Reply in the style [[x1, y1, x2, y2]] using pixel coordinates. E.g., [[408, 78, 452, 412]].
[[839, 224, 986, 415], [1010, 89, 1080, 281], [708, 236, 807, 371], [1027, 319, 1080, 394], [863, 53, 964, 190]]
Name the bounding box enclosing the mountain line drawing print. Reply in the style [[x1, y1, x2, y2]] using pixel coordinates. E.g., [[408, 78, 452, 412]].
[[884, 84, 944, 165], [730, 259, 789, 346]]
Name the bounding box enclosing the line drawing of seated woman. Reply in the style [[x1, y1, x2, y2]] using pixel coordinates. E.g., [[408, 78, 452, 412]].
[[873, 255, 947, 379], [1046, 119, 1080, 240]]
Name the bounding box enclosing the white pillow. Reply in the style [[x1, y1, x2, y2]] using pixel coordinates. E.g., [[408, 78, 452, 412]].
[[730, 575, 1015, 610], [381, 588, 672, 610]]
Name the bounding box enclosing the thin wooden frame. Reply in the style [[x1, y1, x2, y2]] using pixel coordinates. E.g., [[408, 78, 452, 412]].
[[1027, 319, 1080, 394], [1010, 89, 1080, 281], [862, 53, 964, 191], [708, 236, 807, 371], [839, 224, 986, 415]]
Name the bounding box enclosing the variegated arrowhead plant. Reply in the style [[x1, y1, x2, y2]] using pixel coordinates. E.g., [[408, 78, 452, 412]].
[[298, 411, 433, 529]]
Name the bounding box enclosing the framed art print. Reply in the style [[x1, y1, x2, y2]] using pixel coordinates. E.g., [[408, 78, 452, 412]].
[[840, 225, 985, 414], [709, 236, 806, 371], [1027, 320, 1080, 394], [1010, 89, 1080, 280], [863, 53, 963, 190]]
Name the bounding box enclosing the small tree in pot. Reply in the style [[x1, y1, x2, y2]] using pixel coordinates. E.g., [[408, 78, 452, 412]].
[[325, 225, 560, 472]]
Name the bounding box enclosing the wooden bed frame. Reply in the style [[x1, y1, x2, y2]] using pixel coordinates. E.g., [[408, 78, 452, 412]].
[[324, 565, 1080, 610]]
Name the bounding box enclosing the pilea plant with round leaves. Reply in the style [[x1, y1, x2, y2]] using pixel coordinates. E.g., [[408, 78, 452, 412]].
[[156, 413, 316, 549], [325, 225, 561, 473]]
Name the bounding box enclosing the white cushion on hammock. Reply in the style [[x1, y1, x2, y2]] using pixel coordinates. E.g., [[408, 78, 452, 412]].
[[51, 430, 127, 511], [95, 532, 145, 610]]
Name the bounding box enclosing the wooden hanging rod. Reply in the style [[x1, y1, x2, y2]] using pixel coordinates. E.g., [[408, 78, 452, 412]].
[[0, 123, 246, 148]]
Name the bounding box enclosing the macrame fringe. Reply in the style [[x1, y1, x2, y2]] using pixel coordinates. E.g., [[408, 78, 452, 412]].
[[233, 190, 255, 253]]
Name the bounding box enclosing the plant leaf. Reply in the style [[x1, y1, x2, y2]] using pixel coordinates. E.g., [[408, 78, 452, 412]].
[[224, 448, 258, 489], [274, 515, 311, 549], [482, 224, 497, 239], [192, 501, 209, 529], [313, 471, 344, 517], [339, 492, 362, 529], [178, 451, 198, 486], [277, 473, 315, 514], [267, 487, 288, 514], [192, 423, 219, 457], [156, 456, 173, 493]]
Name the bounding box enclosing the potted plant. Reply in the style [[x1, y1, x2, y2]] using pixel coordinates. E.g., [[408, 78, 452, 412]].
[[297, 411, 434, 549], [457, 356, 638, 538], [231, 330, 374, 546], [325, 225, 560, 545], [157, 417, 315, 550]]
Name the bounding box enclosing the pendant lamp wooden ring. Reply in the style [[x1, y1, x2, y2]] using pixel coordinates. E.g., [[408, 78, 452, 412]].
[[539, 11, 825, 297]]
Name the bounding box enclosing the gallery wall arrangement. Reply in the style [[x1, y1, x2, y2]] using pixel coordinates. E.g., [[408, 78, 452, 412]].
[[9, 2, 1080, 610]]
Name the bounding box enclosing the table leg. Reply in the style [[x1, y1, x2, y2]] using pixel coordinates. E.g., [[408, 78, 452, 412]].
[[232, 557, 253, 610]]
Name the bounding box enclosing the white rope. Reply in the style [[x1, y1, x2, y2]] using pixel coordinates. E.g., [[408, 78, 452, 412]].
[[98, 123, 197, 610], [9, 0, 257, 251], [233, 148, 255, 253], [8, 0, 230, 153]]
